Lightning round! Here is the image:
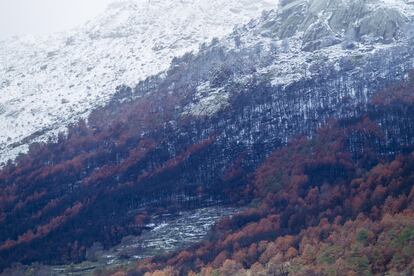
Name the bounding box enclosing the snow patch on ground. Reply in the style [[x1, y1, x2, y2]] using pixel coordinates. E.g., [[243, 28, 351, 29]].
[[183, 82, 230, 116]]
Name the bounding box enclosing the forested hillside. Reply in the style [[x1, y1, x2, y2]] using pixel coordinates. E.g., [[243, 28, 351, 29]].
[[104, 77, 414, 276]]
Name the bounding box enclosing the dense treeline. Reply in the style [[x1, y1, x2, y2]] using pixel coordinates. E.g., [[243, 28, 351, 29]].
[[102, 80, 414, 275], [139, 211, 414, 275], [0, 52, 413, 271], [0, 67, 277, 269]]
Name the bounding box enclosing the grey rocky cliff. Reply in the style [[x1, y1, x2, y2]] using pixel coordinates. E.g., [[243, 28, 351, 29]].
[[265, 0, 411, 51]]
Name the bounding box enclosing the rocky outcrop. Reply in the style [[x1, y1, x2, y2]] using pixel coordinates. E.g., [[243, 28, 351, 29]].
[[263, 0, 411, 51]]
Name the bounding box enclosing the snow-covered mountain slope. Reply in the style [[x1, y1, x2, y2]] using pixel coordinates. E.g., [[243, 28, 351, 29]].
[[178, 0, 414, 117], [0, 0, 278, 164]]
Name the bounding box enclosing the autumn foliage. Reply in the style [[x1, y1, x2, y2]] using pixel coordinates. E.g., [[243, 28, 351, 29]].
[[109, 81, 414, 275]]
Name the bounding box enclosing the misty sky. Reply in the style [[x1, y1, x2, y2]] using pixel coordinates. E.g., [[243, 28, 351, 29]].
[[0, 0, 113, 38]]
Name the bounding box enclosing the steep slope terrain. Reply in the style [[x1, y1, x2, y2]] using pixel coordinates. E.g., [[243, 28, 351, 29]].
[[0, 0, 278, 164], [1, 0, 414, 273], [108, 79, 414, 275]]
